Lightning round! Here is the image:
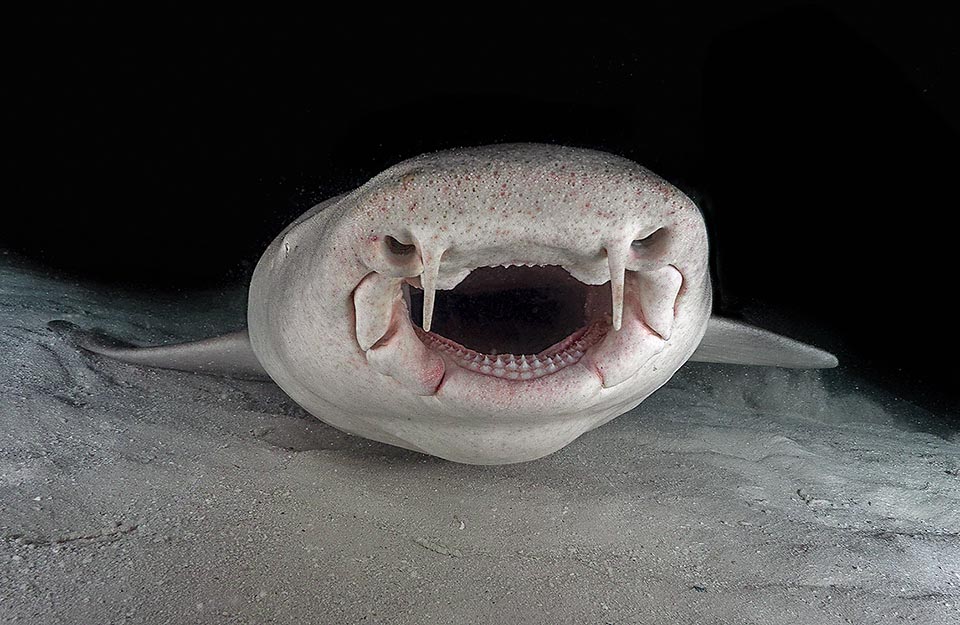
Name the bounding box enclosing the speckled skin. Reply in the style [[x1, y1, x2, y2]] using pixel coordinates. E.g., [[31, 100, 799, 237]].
[[248, 144, 712, 464]]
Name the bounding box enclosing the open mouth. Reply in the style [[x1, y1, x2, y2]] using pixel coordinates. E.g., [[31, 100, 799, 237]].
[[354, 250, 684, 394], [406, 265, 612, 380]]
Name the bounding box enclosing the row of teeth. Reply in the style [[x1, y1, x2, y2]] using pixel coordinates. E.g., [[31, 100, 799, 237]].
[[422, 335, 587, 379], [416, 322, 610, 380], [495, 262, 549, 268]]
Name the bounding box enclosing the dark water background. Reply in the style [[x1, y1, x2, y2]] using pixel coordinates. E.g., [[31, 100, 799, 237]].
[[5, 4, 958, 417]]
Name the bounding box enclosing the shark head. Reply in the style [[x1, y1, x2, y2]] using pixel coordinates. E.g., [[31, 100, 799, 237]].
[[248, 144, 713, 464]]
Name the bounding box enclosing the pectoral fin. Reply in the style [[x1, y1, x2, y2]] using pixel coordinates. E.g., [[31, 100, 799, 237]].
[[689, 316, 838, 369], [49, 321, 271, 380]]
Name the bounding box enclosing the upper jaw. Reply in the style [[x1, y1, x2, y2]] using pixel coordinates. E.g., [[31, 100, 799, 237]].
[[352, 255, 683, 396]]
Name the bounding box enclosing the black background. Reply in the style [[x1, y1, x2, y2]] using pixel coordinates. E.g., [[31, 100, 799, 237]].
[[6, 3, 958, 416]]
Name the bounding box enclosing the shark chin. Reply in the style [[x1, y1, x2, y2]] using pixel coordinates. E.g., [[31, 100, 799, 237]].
[[59, 143, 837, 465]]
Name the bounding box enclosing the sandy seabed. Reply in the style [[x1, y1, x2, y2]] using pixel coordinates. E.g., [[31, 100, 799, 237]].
[[0, 256, 957, 625]]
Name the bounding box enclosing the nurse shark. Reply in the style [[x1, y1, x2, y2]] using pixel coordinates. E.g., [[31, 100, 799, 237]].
[[58, 144, 837, 464]]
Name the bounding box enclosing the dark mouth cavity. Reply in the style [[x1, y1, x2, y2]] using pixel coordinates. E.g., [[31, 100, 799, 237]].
[[407, 265, 609, 355]]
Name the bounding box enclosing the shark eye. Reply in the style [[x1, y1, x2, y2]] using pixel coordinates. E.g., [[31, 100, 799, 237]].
[[385, 236, 416, 257], [632, 228, 665, 250]]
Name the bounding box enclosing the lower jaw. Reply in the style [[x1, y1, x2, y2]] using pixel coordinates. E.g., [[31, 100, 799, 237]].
[[414, 319, 611, 381]]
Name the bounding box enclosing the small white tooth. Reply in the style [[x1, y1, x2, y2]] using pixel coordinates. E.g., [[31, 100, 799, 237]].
[[519, 360, 531, 371], [506, 361, 519, 371], [546, 363, 558, 373], [420, 249, 443, 333], [520, 371, 533, 380], [480, 365, 492, 374], [606, 245, 626, 332], [507, 371, 520, 380], [532, 358, 543, 368], [493, 369, 506, 377], [482, 356, 492, 365], [637, 265, 683, 340]]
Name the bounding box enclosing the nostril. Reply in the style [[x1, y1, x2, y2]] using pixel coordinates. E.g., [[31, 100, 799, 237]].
[[385, 236, 416, 257], [631, 227, 666, 250]]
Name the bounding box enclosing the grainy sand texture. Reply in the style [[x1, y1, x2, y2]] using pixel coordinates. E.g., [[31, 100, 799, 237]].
[[1, 257, 957, 624]]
